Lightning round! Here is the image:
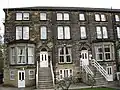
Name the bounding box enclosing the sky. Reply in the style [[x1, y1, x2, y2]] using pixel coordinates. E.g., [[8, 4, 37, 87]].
[[0, 0, 120, 39]]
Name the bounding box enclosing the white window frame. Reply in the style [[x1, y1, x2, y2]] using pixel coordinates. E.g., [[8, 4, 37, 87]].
[[10, 47, 15, 64], [40, 26, 47, 39], [23, 13, 29, 20], [64, 13, 69, 20], [80, 26, 87, 39], [96, 26, 102, 39], [17, 46, 26, 64], [16, 26, 29, 40], [95, 44, 112, 61], [117, 27, 120, 38], [28, 47, 34, 64], [57, 13, 62, 20], [16, 26, 22, 40], [102, 27, 108, 38], [58, 47, 72, 63], [115, 15, 120, 21], [57, 26, 70, 39], [101, 14, 106, 21], [29, 70, 35, 80], [95, 14, 100, 21], [79, 14, 85, 21], [40, 13, 47, 20], [59, 69, 73, 80], [10, 70, 15, 80], [16, 13, 22, 20]]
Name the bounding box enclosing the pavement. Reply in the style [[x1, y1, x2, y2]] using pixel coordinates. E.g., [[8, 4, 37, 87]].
[[0, 83, 120, 90]]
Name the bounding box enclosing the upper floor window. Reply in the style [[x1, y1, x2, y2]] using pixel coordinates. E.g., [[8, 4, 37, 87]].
[[57, 26, 70, 39], [117, 27, 120, 38], [40, 13, 47, 20], [16, 26, 29, 40], [40, 26, 47, 39], [80, 26, 87, 39], [10, 44, 35, 65], [115, 15, 120, 21], [79, 14, 85, 21], [57, 13, 69, 20], [96, 26, 108, 39], [95, 14, 106, 21], [16, 12, 29, 20], [95, 44, 112, 61], [58, 47, 72, 63]]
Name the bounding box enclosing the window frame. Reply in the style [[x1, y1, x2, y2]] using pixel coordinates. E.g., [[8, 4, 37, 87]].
[[57, 12, 69, 20], [80, 26, 87, 39], [16, 12, 29, 20], [59, 69, 73, 80], [40, 26, 47, 40], [79, 13, 85, 21], [58, 47, 72, 63], [10, 70, 15, 80], [95, 14, 106, 21], [96, 26, 108, 39], [40, 12, 47, 20], [57, 26, 71, 40], [95, 44, 112, 61], [16, 26, 30, 40], [117, 27, 120, 38], [29, 70, 35, 80], [115, 15, 120, 21]]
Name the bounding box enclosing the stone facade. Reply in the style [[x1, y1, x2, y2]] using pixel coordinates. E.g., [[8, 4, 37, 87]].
[[3, 7, 120, 87]]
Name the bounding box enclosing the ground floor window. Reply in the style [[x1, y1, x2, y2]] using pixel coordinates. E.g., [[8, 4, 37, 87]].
[[29, 70, 35, 80], [59, 69, 73, 80], [10, 70, 15, 80]]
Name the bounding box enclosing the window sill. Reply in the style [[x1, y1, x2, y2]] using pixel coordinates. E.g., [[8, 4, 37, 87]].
[[58, 62, 73, 64]]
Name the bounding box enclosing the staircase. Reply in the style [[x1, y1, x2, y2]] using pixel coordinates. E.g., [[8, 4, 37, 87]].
[[38, 67, 54, 89], [91, 59, 113, 81]]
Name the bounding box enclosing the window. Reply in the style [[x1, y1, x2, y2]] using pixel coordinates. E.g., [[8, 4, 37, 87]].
[[117, 27, 120, 38], [28, 47, 34, 64], [106, 66, 113, 75], [40, 13, 46, 20], [96, 26, 108, 39], [29, 70, 35, 80], [17, 46, 26, 64], [57, 13, 69, 20], [57, 26, 70, 39], [23, 13, 29, 20], [10, 47, 15, 64], [95, 45, 111, 61], [16, 26, 29, 40], [80, 26, 87, 39], [59, 69, 73, 80], [10, 70, 15, 80], [58, 47, 72, 63], [16, 12, 29, 20], [95, 14, 106, 21], [40, 26, 47, 39], [10, 44, 35, 65], [79, 14, 85, 21], [115, 15, 120, 21]]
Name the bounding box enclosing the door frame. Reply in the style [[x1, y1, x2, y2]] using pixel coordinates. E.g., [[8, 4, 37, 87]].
[[18, 70, 25, 88], [40, 51, 48, 67], [106, 66, 113, 81], [80, 50, 89, 65]]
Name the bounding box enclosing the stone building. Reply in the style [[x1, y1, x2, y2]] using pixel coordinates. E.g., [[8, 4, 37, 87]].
[[3, 6, 120, 89]]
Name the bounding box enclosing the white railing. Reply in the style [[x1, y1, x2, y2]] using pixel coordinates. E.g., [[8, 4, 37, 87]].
[[81, 60, 94, 76], [36, 61, 38, 88], [91, 59, 112, 81], [50, 60, 55, 87]]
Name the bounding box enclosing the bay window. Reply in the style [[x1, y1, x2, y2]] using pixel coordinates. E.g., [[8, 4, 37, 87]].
[[58, 47, 72, 63]]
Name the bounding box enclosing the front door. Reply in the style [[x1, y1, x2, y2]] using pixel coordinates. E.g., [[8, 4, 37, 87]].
[[106, 66, 113, 81], [18, 70, 25, 88], [40, 51, 48, 67], [81, 50, 89, 65]]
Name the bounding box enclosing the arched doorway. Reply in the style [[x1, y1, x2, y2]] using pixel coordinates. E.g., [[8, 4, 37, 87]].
[[40, 48, 48, 67], [80, 47, 89, 65]]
